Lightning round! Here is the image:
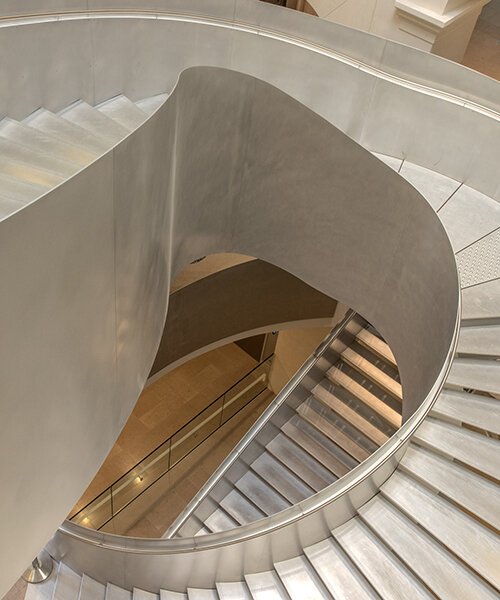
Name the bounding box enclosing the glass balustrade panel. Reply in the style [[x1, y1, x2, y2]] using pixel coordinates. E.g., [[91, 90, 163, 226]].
[[220, 357, 272, 423], [71, 488, 112, 530], [169, 396, 224, 468], [110, 441, 172, 516]]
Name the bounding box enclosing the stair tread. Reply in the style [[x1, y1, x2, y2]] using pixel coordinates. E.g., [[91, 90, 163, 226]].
[[399, 160, 461, 212], [215, 581, 251, 599], [282, 418, 350, 477], [186, 589, 217, 600], [341, 348, 402, 400], [461, 278, 500, 323], [251, 451, 314, 504], [244, 570, 289, 599], [79, 573, 106, 600], [333, 518, 434, 600], [235, 471, 290, 516], [413, 417, 500, 479], [381, 470, 500, 590], [204, 507, 239, 533], [0, 195, 25, 219], [359, 495, 497, 600], [297, 402, 370, 463], [133, 589, 159, 600], [267, 432, 336, 490], [446, 358, 500, 395], [53, 563, 81, 600], [194, 525, 211, 537], [437, 185, 500, 253], [355, 328, 396, 367], [25, 108, 107, 154], [135, 93, 168, 115], [457, 324, 500, 357], [432, 388, 500, 435], [0, 157, 65, 187], [106, 584, 132, 600], [220, 489, 266, 525], [372, 152, 402, 171], [0, 136, 80, 178], [97, 95, 148, 130], [274, 556, 329, 600], [160, 592, 187, 600], [313, 383, 389, 446], [61, 100, 129, 145], [327, 367, 401, 428], [304, 538, 378, 600], [0, 172, 48, 202], [0, 117, 94, 165], [400, 444, 500, 529]]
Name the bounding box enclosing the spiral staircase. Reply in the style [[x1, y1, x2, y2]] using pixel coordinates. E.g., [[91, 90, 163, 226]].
[[0, 94, 166, 218], [0, 2, 499, 600]]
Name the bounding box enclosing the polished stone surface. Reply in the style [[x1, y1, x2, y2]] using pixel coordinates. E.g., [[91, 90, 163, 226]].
[[437, 185, 500, 252], [399, 162, 461, 212]]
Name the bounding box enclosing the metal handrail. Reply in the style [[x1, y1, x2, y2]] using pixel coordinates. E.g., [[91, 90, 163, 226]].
[[69, 354, 274, 530], [59, 289, 460, 553], [0, 9, 499, 122], [45, 1, 464, 555], [163, 309, 357, 537]]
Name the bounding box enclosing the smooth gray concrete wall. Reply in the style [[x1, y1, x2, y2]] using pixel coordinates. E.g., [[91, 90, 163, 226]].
[[150, 259, 337, 376], [0, 67, 458, 595], [0, 2, 499, 199]]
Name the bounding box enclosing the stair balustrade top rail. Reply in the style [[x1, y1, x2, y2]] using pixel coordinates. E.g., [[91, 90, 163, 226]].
[[0, 2, 469, 590], [59, 295, 459, 554], [1, 3, 499, 126], [164, 309, 361, 537], [69, 355, 274, 531]]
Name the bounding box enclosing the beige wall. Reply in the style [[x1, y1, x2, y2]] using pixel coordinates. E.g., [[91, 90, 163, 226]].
[[307, 0, 487, 62], [269, 325, 333, 393], [170, 253, 254, 293], [150, 259, 337, 378], [304, 1, 319, 14]]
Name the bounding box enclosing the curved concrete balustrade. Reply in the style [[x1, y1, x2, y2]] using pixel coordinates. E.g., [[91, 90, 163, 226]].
[[0, 62, 458, 594], [3, 1, 499, 595], [0, 1, 499, 199]]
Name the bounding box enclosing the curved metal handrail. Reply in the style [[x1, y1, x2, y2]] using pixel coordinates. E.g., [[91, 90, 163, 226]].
[[164, 309, 357, 537], [0, 4, 489, 592], [59, 283, 460, 553], [0, 9, 498, 122], [7, 0, 460, 560], [69, 355, 274, 530]]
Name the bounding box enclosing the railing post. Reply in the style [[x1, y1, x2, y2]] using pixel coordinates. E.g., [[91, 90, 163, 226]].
[[22, 550, 53, 584]]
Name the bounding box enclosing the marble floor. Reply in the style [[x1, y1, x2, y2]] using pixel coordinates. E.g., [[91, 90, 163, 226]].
[[462, 0, 500, 81]]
